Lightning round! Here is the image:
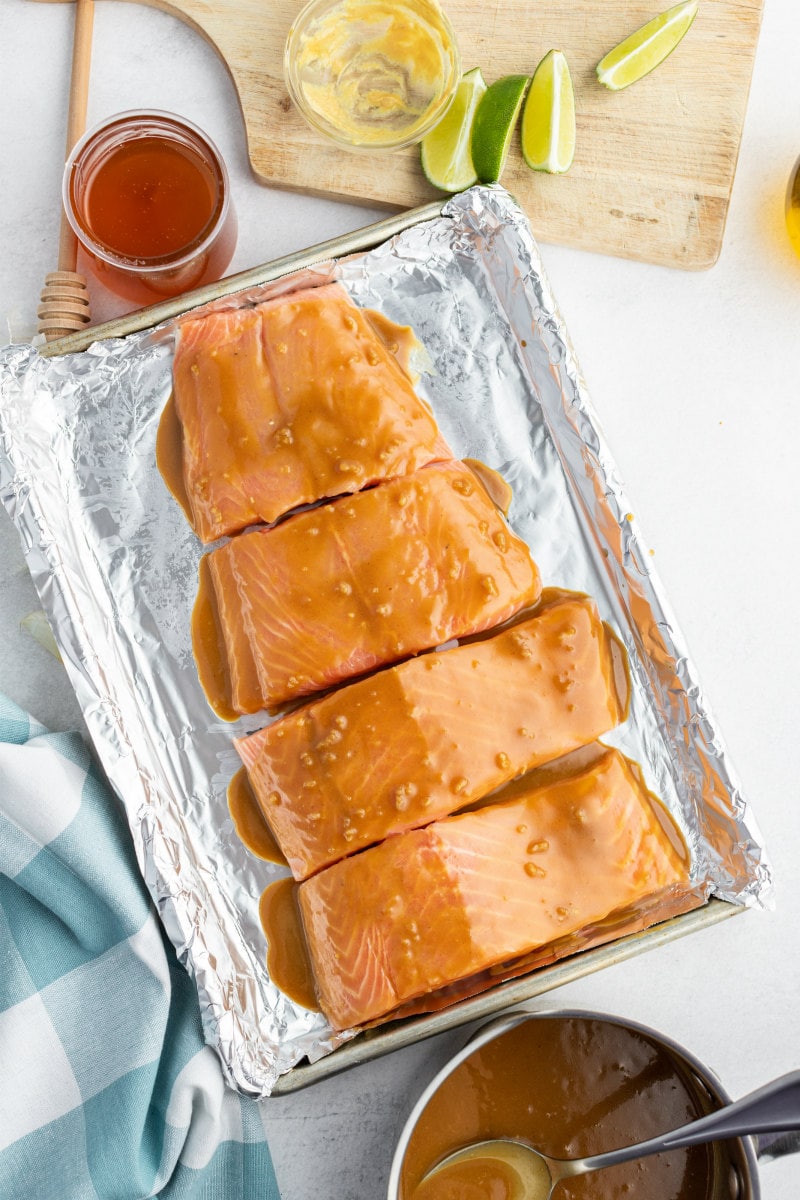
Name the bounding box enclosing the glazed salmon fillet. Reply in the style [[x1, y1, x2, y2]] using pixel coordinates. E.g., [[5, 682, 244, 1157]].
[[196, 460, 542, 713], [297, 748, 689, 1029], [170, 283, 451, 542], [235, 596, 629, 879]]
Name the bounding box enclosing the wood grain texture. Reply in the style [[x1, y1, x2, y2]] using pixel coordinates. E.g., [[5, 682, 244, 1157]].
[[36, 0, 764, 268]]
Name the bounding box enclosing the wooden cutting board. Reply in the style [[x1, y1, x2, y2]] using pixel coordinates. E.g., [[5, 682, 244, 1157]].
[[41, 0, 764, 268]]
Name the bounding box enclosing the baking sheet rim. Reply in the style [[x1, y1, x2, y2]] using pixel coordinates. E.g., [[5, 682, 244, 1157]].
[[37, 200, 448, 358], [270, 898, 742, 1094]]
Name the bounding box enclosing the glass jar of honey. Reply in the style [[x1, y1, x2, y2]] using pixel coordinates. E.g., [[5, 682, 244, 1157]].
[[63, 111, 237, 304], [284, 0, 461, 150]]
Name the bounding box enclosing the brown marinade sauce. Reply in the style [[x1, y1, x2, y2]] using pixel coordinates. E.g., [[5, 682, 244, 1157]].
[[155, 391, 193, 521], [227, 767, 286, 864], [258, 878, 320, 1013], [191, 554, 238, 722], [401, 1016, 738, 1200]]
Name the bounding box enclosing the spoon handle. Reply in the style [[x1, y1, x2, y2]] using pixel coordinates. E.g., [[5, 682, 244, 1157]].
[[575, 1070, 800, 1174]]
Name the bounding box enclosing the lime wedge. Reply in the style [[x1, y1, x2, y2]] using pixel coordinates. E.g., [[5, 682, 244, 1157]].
[[596, 1, 699, 91], [470, 74, 530, 184], [520, 50, 576, 174], [421, 68, 487, 192]]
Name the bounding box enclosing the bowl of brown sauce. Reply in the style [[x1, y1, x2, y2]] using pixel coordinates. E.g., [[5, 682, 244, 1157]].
[[388, 1009, 757, 1200]]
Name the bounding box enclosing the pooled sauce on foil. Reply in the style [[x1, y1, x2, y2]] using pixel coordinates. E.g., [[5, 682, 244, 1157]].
[[624, 759, 690, 866], [191, 555, 238, 722], [464, 457, 513, 515], [259, 878, 320, 1011], [401, 1016, 735, 1200], [155, 392, 192, 522], [364, 308, 420, 379], [227, 767, 286, 864]]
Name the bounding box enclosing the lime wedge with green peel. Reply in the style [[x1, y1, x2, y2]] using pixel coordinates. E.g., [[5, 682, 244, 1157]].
[[520, 50, 576, 174], [597, 1, 699, 91], [470, 74, 530, 184], [421, 68, 487, 193]]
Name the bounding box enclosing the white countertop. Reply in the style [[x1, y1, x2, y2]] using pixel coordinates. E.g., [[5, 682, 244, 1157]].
[[2, 2, 799, 1196]]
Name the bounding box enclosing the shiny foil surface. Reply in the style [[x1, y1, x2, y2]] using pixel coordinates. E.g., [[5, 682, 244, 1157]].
[[0, 187, 772, 1096]]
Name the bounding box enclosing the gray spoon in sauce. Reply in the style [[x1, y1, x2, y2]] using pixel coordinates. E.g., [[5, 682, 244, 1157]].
[[418, 1069, 800, 1198]]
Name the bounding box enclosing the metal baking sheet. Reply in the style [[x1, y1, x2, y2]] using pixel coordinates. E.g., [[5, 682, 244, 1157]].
[[0, 186, 772, 1097]]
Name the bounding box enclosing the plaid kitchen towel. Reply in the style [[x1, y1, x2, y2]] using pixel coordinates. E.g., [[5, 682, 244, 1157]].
[[0, 694, 281, 1199]]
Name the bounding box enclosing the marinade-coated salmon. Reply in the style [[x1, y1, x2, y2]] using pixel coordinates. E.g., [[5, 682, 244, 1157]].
[[169, 283, 451, 542], [297, 748, 689, 1029], [235, 596, 629, 879], [196, 460, 542, 714]]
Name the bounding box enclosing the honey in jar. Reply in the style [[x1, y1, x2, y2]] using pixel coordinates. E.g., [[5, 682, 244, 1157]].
[[63, 111, 237, 304]]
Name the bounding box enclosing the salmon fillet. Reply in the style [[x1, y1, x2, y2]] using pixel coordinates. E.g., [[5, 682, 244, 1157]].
[[170, 283, 451, 542], [235, 596, 628, 879], [297, 748, 689, 1029], [197, 460, 542, 713]]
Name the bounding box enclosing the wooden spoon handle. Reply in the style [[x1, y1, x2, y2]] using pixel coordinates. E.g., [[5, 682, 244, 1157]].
[[59, 0, 94, 274], [39, 0, 94, 340]]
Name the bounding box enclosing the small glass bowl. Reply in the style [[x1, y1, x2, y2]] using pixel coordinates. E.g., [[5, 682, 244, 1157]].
[[284, 0, 461, 151], [63, 110, 237, 304]]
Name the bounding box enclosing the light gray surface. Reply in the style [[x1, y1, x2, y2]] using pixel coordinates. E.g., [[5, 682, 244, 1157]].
[[0, 512, 83, 732], [2, 1, 800, 1197]]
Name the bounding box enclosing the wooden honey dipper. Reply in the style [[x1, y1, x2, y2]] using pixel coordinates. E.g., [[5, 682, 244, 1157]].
[[38, 0, 94, 341]]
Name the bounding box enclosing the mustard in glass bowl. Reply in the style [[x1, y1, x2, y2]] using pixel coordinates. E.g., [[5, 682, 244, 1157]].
[[284, 0, 461, 151]]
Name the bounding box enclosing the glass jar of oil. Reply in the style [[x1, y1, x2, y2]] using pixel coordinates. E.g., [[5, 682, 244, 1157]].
[[786, 154, 800, 257]]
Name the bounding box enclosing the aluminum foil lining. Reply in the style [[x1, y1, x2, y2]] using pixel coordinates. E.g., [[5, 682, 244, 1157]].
[[0, 186, 773, 1098]]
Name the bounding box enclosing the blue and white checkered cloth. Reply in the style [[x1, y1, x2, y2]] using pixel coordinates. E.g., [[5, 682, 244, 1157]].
[[0, 694, 281, 1199]]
